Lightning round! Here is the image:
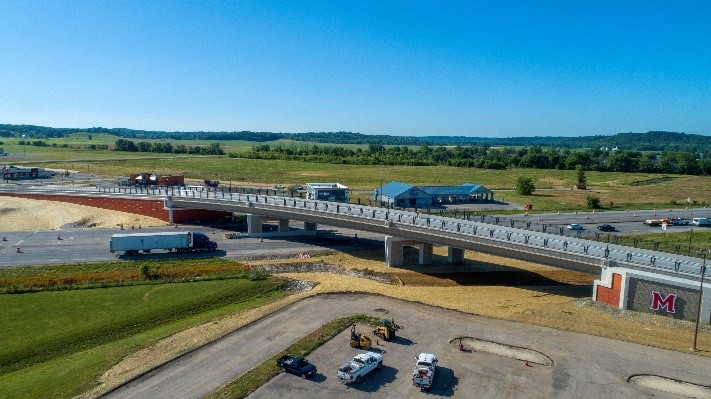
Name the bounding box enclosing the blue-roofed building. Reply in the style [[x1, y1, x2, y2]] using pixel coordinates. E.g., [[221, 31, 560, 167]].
[[419, 183, 494, 204], [379, 181, 494, 208], [380, 182, 432, 208]]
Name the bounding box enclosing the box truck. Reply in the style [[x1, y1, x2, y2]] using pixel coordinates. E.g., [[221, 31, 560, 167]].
[[110, 231, 217, 256]]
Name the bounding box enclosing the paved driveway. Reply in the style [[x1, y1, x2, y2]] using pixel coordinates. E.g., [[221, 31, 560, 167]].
[[102, 294, 711, 399]]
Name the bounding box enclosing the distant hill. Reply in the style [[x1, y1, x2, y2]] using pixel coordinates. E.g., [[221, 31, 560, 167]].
[[0, 124, 708, 152]]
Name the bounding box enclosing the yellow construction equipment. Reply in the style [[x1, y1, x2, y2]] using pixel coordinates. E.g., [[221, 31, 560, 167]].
[[373, 319, 399, 341], [349, 324, 372, 349]]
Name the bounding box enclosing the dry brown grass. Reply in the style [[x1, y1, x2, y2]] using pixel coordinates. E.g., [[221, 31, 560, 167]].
[[252, 247, 711, 357]]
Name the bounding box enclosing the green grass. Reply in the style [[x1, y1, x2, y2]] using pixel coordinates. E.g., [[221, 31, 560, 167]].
[[0, 278, 282, 374], [597, 229, 711, 257], [0, 258, 263, 293], [4, 138, 711, 213], [0, 286, 284, 399], [206, 314, 382, 399]]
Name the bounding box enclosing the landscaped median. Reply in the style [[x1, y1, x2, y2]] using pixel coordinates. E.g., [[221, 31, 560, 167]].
[[204, 314, 382, 399]]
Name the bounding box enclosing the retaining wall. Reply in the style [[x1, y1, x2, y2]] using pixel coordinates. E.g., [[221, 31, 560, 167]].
[[0, 193, 232, 224]]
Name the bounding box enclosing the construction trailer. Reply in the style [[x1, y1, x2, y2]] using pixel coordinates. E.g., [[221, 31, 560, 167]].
[[122, 173, 185, 187], [1, 165, 54, 180]]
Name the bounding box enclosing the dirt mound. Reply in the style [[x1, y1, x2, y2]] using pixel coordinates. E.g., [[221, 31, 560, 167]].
[[263, 262, 392, 284], [0, 196, 167, 231]]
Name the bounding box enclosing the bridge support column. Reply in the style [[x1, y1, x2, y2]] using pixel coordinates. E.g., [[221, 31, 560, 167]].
[[448, 247, 464, 264], [385, 236, 404, 267], [304, 222, 317, 231], [385, 236, 434, 267], [247, 215, 264, 234], [419, 242, 433, 265], [278, 218, 289, 232]]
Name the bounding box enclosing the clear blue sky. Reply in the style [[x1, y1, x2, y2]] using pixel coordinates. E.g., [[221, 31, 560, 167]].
[[1, 1, 709, 137]]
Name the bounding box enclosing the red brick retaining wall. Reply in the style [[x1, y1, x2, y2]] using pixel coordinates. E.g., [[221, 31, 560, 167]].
[[0, 193, 232, 224]]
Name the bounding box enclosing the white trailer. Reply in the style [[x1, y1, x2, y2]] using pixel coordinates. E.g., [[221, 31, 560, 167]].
[[109, 231, 217, 255]]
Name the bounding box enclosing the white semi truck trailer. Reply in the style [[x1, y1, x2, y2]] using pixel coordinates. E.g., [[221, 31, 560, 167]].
[[110, 231, 217, 256]]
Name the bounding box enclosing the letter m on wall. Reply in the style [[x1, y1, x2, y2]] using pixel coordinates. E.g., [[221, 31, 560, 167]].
[[650, 291, 677, 314]]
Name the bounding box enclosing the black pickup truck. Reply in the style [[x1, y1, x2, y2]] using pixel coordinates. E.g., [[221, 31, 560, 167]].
[[276, 355, 317, 379]]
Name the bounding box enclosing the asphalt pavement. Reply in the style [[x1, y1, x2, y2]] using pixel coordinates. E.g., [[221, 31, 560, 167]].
[[102, 294, 711, 399]]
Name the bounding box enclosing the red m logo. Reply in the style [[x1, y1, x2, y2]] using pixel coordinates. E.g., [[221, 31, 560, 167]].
[[650, 291, 677, 314]]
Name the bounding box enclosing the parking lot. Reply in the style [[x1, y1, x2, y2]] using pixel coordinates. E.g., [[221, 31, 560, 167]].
[[246, 297, 711, 399]]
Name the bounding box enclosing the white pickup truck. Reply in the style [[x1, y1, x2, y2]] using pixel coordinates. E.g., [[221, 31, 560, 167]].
[[412, 352, 437, 390], [336, 351, 383, 384]]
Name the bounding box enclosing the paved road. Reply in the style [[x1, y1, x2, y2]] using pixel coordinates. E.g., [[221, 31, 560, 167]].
[[4, 208, 710, 268], [477, 207, 711, 237], [102, 294, 711, 399], [0, 225, 383, 267]]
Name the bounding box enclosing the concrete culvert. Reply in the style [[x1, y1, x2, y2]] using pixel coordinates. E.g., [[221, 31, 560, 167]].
[[451, 337, 554, 366], [628, 374, 711, 398]]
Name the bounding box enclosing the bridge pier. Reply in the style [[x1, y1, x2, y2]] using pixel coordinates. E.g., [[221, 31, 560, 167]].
[[304, 222, 317, 231], [247, 215, 265, 234], [420, 242, 433, 265], [385, 236, 435, 267], [448, 247, 465, 263], [278, 218, 289, 232]]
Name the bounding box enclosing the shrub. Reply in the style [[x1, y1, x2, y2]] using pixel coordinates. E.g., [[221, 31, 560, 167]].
[[586, 195, 602, 209], [515, 176, 535, 196]]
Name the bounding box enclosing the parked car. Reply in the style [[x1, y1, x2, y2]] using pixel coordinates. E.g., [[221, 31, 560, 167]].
[[670, 218, 689, 225], [276, 355, 317, 379], [597, 224, 615, 232], [566, 223, 584, 230]]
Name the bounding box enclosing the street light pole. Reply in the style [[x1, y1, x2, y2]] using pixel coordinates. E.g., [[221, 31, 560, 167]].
[[379, 148, 384, 207], [692, 253, 706, 352]]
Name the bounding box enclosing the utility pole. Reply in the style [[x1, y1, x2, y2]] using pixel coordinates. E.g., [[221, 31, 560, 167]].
[[692, 252, 706, 352], [379, 147, 384, 207], [688, 229, 693, 256]]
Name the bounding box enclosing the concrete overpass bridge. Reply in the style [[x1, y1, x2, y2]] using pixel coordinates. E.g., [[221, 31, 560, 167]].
[[0, 185, 705, 280], [2, 185, 708, 323]]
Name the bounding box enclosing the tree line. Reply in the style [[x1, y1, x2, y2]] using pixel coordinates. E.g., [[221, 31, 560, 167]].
[[1, 124, 710, 152], [113, 139, 223, 155], [239, 144, 711, 175]]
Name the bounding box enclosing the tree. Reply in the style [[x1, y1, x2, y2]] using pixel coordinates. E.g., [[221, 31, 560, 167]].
[[575, 165, 587, 185], [515, 176, 535, 196]]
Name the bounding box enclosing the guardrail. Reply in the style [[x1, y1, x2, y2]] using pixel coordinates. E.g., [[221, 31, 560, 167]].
[[1, 185, 707, 280]]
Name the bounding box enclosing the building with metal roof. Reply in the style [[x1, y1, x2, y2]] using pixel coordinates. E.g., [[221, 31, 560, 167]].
[[379, 181, 494, 208]]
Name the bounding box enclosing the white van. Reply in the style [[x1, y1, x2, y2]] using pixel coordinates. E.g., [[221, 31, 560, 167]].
[[692, 217, 711, 226]]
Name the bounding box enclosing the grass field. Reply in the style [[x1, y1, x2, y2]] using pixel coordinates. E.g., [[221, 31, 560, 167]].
[[4, 132, 711, 212], [0, 260, 285, 399]]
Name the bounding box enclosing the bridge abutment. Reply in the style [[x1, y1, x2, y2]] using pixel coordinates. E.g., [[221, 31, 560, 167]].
[[594, 266, 710, 324]]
